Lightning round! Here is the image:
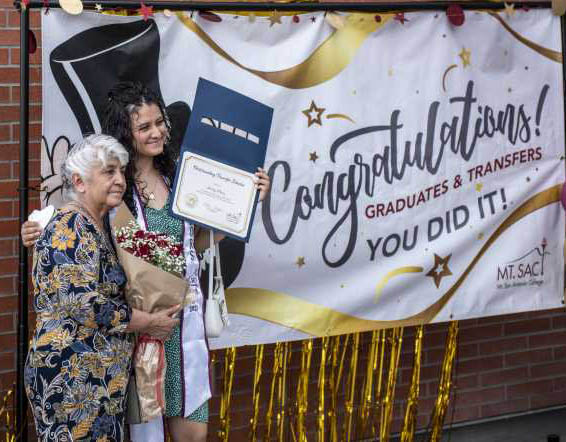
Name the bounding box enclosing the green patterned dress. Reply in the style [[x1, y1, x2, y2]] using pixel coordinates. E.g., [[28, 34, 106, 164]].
[[145, 198, 209, 423]]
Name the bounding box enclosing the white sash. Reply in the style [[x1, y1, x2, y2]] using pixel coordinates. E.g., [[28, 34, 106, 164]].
[[129, 188, 211, 441]]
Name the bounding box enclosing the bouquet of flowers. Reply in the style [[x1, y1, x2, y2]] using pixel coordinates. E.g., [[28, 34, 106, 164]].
[[112, 203, 190, 423]]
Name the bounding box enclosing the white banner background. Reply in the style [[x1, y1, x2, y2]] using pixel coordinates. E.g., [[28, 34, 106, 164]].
[[42, 9, 565, 348]]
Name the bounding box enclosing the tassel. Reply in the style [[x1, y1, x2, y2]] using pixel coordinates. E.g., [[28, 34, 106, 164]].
[[401, 325, 424, 442], [327, 335, 341, 442], [379, 328, 403, 442], [295, 339, 313, 442], [277, 342, 290, 442], [264, 342, 283, 441], [219, 347, 236, 442], [317, 337, 329, 442], [428, 321, 459, 442], [342, 332, 360, 442], [358, 330, 380, 438], [249, 344, 264, 442]]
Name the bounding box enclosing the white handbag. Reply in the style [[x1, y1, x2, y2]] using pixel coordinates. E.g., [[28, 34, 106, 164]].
[[205, 231, 230, 338]]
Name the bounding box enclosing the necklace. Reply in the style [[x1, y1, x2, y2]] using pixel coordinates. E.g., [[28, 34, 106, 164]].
[[143, 176, 159, 201]]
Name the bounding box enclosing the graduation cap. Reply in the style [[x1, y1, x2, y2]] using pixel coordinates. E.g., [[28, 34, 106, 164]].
[[49, 19, 190, 147]]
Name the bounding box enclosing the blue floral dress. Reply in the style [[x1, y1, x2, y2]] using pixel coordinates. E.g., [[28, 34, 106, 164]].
[[25, 208, 134, 442]]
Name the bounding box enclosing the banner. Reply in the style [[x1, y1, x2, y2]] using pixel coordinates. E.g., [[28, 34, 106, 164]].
[[42, 9, 565, 348]]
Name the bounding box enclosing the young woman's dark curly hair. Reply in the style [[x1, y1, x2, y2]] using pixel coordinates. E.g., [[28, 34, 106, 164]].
[[102, 81, 178, 217]]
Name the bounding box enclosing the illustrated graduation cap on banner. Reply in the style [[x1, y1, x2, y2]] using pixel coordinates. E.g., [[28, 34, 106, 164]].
[[49, 19, 190, 147]]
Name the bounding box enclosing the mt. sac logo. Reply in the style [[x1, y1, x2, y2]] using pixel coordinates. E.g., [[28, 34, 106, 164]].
[[496, 238, 548, 289]]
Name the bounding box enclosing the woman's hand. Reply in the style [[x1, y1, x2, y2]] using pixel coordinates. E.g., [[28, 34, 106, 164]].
[[21, 221, 43, 247], [145, 305, 181, 340], [256, 168, 271, 202]]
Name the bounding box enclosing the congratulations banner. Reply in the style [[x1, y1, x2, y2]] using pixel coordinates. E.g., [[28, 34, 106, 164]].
[[42, 9, 565, 348]]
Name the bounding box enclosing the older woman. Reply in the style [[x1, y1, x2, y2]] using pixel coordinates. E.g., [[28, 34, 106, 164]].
[[24, 134, 180, 442]]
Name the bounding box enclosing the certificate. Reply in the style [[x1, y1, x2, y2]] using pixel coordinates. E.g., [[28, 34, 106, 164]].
[[171, 152, 258, 238]]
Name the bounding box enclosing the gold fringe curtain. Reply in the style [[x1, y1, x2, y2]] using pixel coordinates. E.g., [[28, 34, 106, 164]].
[[213, 323, 463, 442], [264, 342, 284, 441], [294, 339, 313, 442], [249, 344, 264, 442], [401, 325, 424, 442], [317, 337, 329, 442], [341, 332, 360, 442], [428, 321, 459, 442], [218, 347, 236, 442], [379, 327, 403, 442]]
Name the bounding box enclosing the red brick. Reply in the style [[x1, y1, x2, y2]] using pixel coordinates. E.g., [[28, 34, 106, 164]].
[[0, 49, 9, 66], [504, 318, 551, 335], [530, 391, 566, 409], [11, 85, 42, 104], [10, 46, 42, 66], [0, 351, 14, 371], [459, 324, 503, 342], [450, 405, 480, 423], [507, 379, 554, 399], [0, 30, 19, 46], [0, 314, 13, 333], [478, 336, 527, 355], [0, 258, 16, 276], [531, 361, 566, 379], [0, 104, 41, 123], [529, 330, 566, 348], [552, 314, 566, 329], [505, 348, 553, 367], [11, 121, 42, 142], [480, 367, 528, 387], [458, 355, 503, 375], [453, 386, 504, 406], [0, 67, 41, 84], [0, 295, 17, 311], [480, 398, 529, 418], [7, 10, 41, 29], [0, 333, 15, 352]]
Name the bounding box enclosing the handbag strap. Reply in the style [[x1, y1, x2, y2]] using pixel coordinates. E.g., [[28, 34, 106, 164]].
[[215, 242, 222, 278], [208, 230, 215, 299]]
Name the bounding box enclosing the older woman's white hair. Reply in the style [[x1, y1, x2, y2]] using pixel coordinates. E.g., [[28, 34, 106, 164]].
[[61, 134, 129, 202]]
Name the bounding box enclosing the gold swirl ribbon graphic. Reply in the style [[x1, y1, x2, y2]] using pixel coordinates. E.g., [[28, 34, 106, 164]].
[[374, 266, 424, 303], [226, 185, 561, 336], [489, 12, 562, 63], [177, 12, 392, 88]]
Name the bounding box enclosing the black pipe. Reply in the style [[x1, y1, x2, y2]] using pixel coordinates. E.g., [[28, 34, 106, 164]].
[[16, 5, 29, 442], [20, 0, 552, 10]]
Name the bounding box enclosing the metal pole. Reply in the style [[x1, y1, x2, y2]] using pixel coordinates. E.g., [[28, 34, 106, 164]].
[[22, 0, 552, 10], [17, 5, 29, 442]]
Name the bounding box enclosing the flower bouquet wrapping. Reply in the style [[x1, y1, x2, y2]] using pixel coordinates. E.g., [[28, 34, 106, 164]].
[[111, 203, 190, 423]]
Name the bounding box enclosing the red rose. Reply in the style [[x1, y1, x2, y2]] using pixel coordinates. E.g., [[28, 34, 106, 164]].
[[134, 230, 145, 239]]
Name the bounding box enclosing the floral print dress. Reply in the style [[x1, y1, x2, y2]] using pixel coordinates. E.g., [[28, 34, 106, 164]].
[[25, 208, 134, 442]]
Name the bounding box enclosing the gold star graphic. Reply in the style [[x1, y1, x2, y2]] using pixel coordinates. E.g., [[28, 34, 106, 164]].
[[302, 101, 325, 127], [426, 254, 453, 288], [459, 47, 471, 68], [268, 10, 283, 26], [475, 183, 483, 192], [95, 3, 102, 10], [309, 151, 319, 163], [504, 2, 515, 17], [296, 256, 305, 268]]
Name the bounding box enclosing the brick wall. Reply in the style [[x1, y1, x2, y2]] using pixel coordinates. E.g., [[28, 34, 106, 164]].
[[1, 3, 565, 441]]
